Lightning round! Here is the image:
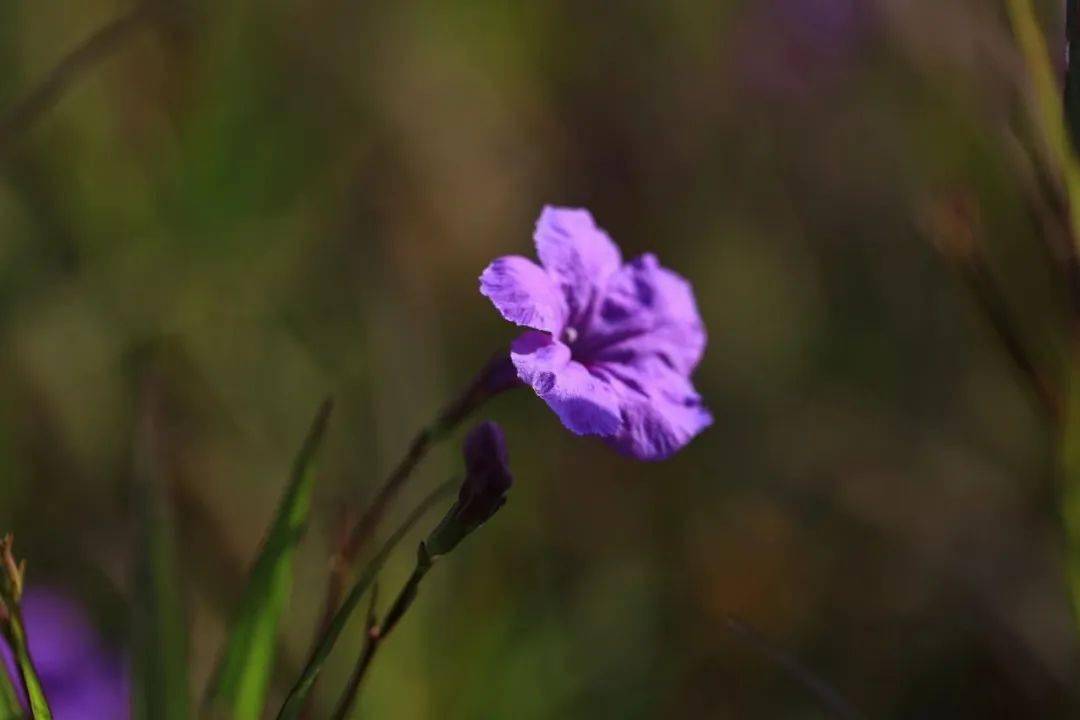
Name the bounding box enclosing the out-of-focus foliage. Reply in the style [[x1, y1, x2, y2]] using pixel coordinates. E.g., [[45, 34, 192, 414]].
[[0, 0, 1077, 717], [131, 377, 189, 720], [205, 399, 330, 720]]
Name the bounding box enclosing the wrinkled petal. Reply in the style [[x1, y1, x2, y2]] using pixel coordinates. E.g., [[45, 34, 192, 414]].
[[511, 331, 622, 437], [481, 207, 713, 462], [534, 206, 622, 320], [596, 360, 713, 461], [582, 253, 706, 375], [480, 256, 567, 333]]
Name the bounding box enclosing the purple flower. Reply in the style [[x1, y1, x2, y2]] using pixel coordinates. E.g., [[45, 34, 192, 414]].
[[480, 207, 712, 460], [2, 588, 129, 720]]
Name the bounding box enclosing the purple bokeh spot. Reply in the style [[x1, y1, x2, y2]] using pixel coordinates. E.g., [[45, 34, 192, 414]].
[[1, 588, 130, 720], [735, 0, 866, 101]]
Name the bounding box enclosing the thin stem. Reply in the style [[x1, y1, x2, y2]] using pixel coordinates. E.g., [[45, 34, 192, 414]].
[[3, 608, 51, 720], [0, 2, 161, 155], [929, 195, 1061, 421], [1007, 0, 1080, 252], [1014, 0, 1080, 648], [340, 354, 513, 571], [310, 354, 515, 691], [0, 658, 18, 720], [0, 537, 51, 720], [964, 254, 1061, 420], [275, 481, 455, 720], [330, 546, 433, 720], [724, 616, 862, 720], [1005, 132, 1080, 322]]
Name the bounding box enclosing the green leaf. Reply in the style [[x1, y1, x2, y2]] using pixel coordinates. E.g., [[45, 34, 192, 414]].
[[131, 386, 191, 720], [274, 480, 454, 720], [204, 398, 333, 720]]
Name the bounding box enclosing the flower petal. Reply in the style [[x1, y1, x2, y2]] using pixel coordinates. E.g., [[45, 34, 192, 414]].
[[480, 255, 567, 333], [583, 253, 706, 375], [597, 360, 713, 461], [510, 331, 622, 437], [534, 207, 622, 320]]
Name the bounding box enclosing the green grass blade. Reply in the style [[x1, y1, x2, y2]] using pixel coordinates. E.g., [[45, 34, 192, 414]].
[[0, 652, 22, 720], [131, 387, 191, 720], [274, 480, 454, 720], [5, 609, 50, 720], [204, 398, 333, 720], [0, 536, 50, 720], [1007, 0, 1080, 249]]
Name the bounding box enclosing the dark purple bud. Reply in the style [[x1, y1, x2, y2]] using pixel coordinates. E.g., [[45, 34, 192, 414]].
[[458, 421, 513, 526], [425, 421, 513, 557]]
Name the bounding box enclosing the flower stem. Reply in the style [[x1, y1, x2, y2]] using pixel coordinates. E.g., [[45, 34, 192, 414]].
[[1006, 0, 1080, 252], [1009, 0, 1080, 637], [2, 607, 51, 720], [929, 194, 1062, 420], [0, 662, 18, 720], [0, 1, 162, 155], [330, 545, 434, 720], [0, 537, 51, 720], [275, 481, 455, 720], [310, 354, 515, 678]]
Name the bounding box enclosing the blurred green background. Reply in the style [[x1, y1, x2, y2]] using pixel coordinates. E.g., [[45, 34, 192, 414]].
[[1, 0, 1078, 717]]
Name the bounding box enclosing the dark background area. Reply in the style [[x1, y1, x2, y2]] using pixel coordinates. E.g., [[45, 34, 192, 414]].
[[0, 0, 1076, 717]]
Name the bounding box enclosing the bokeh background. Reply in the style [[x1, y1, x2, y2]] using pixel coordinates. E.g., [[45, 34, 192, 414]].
[[1, 0, 1078, 717]]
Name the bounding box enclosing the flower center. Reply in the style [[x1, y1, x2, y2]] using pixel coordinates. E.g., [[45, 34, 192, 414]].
[[563, 326, 579, 345]]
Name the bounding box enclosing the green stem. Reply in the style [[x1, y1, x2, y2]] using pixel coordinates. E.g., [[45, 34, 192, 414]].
[[2, 608, 51, 720], [275, 481, 455, 720], [130, 379, 190, 720], [324, 355, 513, 608], [1008, 0, 1080, 638], [303, 354, 513, 719], [0, 640, 21, 720], [1006, 0, 1080, 251], [330, 545, 434, 720], [0, 2, 160, 155]]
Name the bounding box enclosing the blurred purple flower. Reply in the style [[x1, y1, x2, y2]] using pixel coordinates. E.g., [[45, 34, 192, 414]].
[[480, 206, 712, 460], [2, 588, 129, 720]]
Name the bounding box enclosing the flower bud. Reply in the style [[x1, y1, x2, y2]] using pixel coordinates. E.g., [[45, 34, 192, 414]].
[[425, 422, 513, 557]]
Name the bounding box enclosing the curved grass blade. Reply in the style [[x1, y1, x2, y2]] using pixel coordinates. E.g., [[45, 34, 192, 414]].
[[1007, 0, 1080, 247], [4, 610, 50, 720], [131, 384, 190, 720], [0, 536, 51, 720], [203, 399, 333, 720], [0, 665, 19, 720], [274, 480, 454, 720], [0, 627, 21, 720]]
